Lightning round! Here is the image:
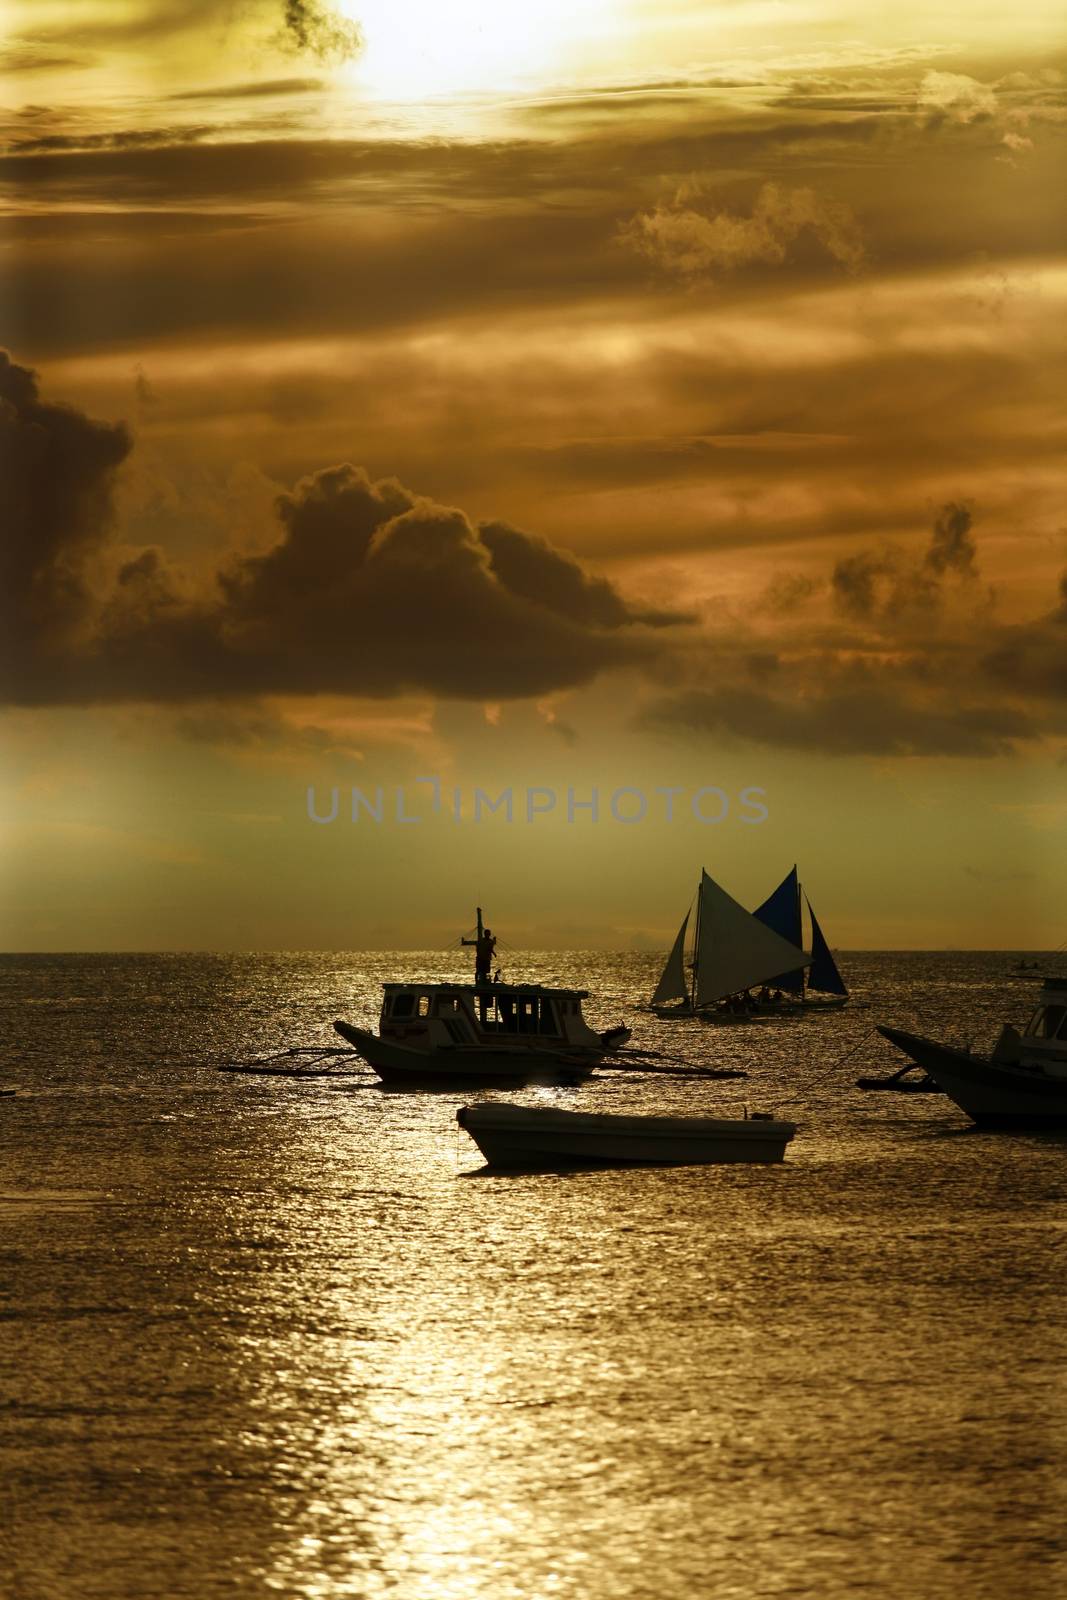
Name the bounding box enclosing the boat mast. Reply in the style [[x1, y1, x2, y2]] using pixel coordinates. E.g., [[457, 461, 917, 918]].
[[797, 877, 806, 1001], [690, 880, 701, 1011], [461, 907, 487, 985]]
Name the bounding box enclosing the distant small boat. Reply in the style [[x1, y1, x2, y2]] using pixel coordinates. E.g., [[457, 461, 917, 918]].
[[878, 976, 1067, 1126], [456, 1103, 796, 1169], [650, 868, 811, 1018]]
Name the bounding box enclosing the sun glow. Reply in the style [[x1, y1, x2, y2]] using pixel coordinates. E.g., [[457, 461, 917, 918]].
[[341, 0, 615, 102]]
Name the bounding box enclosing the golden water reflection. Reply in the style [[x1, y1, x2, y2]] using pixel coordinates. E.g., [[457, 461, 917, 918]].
[[4, 953, 1065, 1600], [228, 1135, 1065, 1600]]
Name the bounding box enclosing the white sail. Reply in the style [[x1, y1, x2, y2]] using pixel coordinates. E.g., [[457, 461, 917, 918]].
[[651, 910, 691, 1005], [695, 869, 810, 1007]]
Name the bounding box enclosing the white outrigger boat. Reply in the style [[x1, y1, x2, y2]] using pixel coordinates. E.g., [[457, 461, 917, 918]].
[[335, 908, 630, 1086], [456, 1103, 796, 1169], [879, 976, 1067, 1126]]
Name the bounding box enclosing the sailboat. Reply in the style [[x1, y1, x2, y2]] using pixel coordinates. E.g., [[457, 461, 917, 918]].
[[751, 865, 848, 1011], [650, 869, 811, 1020]]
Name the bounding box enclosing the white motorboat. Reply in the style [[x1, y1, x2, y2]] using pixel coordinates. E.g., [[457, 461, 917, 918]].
[[878, 976, 1067, 1126], [456, 1102, 796, 1168], [335, 908, 630, 1086]]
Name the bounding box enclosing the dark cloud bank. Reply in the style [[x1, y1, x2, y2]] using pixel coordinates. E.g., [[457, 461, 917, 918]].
[[642, 501, 1066, 758], [831, 501, 980, 621], [2, 353, 1062, 756], [0, 351, 679, 708]]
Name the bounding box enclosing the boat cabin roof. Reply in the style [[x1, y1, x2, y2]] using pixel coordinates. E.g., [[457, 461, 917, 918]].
[[381, 980, 590, 999]]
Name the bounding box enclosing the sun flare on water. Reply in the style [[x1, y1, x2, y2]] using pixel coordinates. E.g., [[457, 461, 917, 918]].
[[340, 0, 616, 102]]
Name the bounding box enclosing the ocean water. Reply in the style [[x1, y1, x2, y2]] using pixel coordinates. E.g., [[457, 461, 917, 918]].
[[1, 951, 1064, 1600]]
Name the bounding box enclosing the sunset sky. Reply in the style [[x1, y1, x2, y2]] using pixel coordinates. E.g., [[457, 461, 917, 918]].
[[2, 1, 1065, 950]]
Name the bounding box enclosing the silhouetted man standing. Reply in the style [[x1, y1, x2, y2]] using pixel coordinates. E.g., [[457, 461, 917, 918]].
[[462, 907, 497, 985]]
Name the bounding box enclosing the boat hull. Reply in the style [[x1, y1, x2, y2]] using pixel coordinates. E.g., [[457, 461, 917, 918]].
[[334, 1021, 598, 1086], [457, 1104, 796, 1168], [878, 1026, 1067, 1126], [768, 995, 848, 1014], [721, 995, 848, 1020], [659, 998, 848, 1024]]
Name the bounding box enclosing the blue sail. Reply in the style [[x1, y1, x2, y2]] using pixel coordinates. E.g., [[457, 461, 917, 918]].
[[806, 898, 848, 996], [753, 867, 805, 993]]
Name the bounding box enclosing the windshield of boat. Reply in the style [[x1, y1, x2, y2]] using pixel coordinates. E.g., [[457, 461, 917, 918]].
[[1024, 1003, 1067, 1039], [477, 993, 560, 1034], [385, 992, 432, 1019]]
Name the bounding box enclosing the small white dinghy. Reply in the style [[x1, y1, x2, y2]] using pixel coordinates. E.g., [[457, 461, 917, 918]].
[[457, 1103, 796, 1169]]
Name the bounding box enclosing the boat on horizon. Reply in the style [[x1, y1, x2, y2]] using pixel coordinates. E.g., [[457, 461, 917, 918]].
[[649, 868, 811, 1021], [878, 975, 1067, 1126], [456, 1102, 797, 1169], [334, 907, 631, 1086]]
